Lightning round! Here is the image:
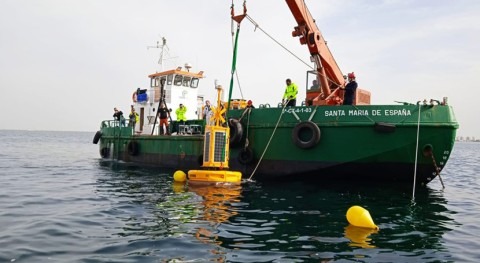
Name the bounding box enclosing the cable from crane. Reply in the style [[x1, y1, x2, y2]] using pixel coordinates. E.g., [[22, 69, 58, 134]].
[[244, 14, 342, 89]]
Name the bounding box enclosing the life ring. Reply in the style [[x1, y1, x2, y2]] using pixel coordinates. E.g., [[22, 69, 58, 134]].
[[291, 121, 321, 149], [100, 147, 110, 158], [127, 141, 140, 156], [92, 130, 102, 144], [132, 91, 137, 102], [238, 147, 254, 164], [228, 118, 243, 146]]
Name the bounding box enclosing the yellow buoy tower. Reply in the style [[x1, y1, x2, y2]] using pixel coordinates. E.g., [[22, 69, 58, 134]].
[[187, 84, 242, 183]]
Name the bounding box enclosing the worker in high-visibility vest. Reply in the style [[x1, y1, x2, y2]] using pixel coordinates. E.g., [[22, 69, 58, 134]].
[[283, 78, 298, 107], [175, 103, 187, 134]]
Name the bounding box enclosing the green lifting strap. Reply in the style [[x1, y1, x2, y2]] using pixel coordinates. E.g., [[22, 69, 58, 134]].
[[226, 26, 241, 119]]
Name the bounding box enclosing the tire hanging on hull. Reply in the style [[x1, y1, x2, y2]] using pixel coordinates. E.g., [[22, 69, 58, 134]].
[[92, 130, 102, 144], [100, 147, 110, 158], [291, 121, 321, 149], [228, 118, 243, 147], [238, 147, 255, 164], [127, 141, 140, 156]]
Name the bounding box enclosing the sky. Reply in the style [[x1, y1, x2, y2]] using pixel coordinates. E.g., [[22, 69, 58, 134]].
[[1, 0, 479, 138]]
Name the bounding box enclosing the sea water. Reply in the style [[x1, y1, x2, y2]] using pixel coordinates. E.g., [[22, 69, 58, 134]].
[[0, 130, 479, 262]]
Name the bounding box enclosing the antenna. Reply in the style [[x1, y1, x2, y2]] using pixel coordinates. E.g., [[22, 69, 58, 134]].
[[147, 37, 177, 71]]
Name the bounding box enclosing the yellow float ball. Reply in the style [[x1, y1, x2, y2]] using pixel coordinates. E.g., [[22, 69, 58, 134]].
[[173, 170, 187, 182], [346, 205, 379, 230]]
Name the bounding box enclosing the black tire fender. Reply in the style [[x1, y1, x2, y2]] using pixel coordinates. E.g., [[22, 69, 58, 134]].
[[238, 147, 254, 164], [127, 141, 140, 156], [100, 147, 110, 158], [291, 121, 321, 149], [92, 130, 102, 144], [228, 118, 243, 146]]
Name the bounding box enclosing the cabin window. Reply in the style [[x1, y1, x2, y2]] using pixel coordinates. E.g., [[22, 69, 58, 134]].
[[150, 77, 159, 87], [183, 77, 191, 87], [174, 75, 183, 86], [191, 78, 199, 88], [167, 74, 173, 85]]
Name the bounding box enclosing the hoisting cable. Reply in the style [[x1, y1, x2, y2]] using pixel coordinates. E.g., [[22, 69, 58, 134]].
[[245, 15, 311, 69], [230, 1, 245, 99], [247, 100, 289, 181], [227, 0, 247, 116], [412, 102, 421, 201], [244, 14, 343, 91]]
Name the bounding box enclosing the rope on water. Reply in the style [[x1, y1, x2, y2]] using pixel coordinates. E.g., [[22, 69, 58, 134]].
[[247, 100, 289, 181]]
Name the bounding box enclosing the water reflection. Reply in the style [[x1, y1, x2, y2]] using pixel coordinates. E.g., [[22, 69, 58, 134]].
[[187, 183, 242, 224], [172, 181, 242, 261], [344, 225, 378, 248], [95, 167, 457, 262]]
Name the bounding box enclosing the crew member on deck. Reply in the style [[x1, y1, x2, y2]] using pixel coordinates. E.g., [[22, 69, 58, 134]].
[[113, 107, 125, 127], [159, 103, 170, 135], [203, 100, 213, 126], [283, 78, 298, 107], [175, 104, 187, 134], [342, 72, 358, 105], [129, 106, 139, 129]]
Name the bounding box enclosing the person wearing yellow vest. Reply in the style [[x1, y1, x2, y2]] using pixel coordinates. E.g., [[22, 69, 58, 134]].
[[175, 103, 187, 134], [283, 78, 298, 107], [129, 106, 139, 130]]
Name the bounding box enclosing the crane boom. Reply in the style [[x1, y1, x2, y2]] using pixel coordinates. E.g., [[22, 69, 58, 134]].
[[286, 0, 369, 105]]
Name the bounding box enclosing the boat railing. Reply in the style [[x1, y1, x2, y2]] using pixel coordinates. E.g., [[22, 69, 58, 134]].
[[100, 120, 136, 135], [101, 119, 134, 128]]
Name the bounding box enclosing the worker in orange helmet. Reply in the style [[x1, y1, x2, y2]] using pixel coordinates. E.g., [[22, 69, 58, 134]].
[[342, 72, 358, 105], [246, 100, 255, 109]]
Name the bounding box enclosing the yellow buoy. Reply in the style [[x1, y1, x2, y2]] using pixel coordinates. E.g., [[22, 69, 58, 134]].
[[188, 170, 242, 183], [346, 205, 379, 230], [173, 170, 187, 182]]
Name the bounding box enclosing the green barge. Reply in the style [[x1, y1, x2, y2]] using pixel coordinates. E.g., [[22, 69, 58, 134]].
[[95, 103, 457, 186]]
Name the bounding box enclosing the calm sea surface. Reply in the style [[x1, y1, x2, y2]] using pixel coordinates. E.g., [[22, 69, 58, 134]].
[[0, 130, 479, 262]]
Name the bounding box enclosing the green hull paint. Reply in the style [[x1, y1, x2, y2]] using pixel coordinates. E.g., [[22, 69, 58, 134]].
[[97, 104, 458, 185]]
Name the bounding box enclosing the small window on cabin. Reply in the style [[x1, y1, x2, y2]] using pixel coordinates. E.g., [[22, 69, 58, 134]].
[[174, 75, 183, 86], [167, 74, 173, 85], [150, 77, 159, 87], [183, 77, 191, 87], [191, 78, 199, 88]]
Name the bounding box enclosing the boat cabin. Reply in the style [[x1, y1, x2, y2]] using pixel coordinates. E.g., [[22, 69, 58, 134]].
[[131, 64, 205, 135]]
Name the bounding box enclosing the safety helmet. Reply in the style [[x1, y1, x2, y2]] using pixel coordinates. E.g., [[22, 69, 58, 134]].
[[347, 72, 356, 79], [247, 100, 252, 105]]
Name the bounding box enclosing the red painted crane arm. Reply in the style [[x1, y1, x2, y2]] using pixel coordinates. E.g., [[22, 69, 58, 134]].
[[285, 0, 345, 95]]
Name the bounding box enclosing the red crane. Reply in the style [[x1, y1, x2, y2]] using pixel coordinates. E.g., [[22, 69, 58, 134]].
[[286, 0, 370, 105]]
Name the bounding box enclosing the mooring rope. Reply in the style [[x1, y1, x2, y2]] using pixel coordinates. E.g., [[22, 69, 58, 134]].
[[412, 103, 421, 200], [247, 101, 289, 181], [431, 154, 445, 189]]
